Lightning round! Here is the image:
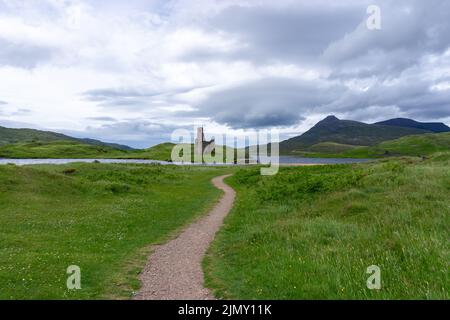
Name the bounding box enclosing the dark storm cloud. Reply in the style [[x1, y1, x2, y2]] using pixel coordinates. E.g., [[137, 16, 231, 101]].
[[193, 78, 346, 128]]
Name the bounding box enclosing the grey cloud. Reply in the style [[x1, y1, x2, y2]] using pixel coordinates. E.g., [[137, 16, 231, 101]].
[[185, 4, 364, 64], [324, 0, 450, 78], [86, 116, 117, 122], [180, 1, 450, 126], [0, 119, 42, 129], [318, 79, 450, 122], [0, 38, 55, 69], [72, 120, 188, 149], [82, 88, 162, 107], [82, 86, 212, 109], [0, 106, 32, 116], [193, 78, 346, 129], [17, 108, 31, 113], [198, 1, 450, 78], [3, 0, 450, 134], [84, 88, 160, 100]]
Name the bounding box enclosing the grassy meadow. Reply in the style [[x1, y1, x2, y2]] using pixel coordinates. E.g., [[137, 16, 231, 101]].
[[289, 132, 450, 159], [1, 148, 448, 300], [0, 140, 241, 163], [0, 163, 233, 299], [0, 141, 174, 161], [205, 153, 450, 299]]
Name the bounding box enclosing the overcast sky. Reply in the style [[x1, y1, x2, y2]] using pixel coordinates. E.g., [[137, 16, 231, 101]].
[[0, 0, 449, 148]]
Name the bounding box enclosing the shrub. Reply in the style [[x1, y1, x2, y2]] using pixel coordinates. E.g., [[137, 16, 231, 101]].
[[105, 182, 131, 194], [62, 168, 77, 175]]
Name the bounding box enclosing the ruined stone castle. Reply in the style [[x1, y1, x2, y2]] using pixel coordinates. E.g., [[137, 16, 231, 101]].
[[195, 127, 215, 161]]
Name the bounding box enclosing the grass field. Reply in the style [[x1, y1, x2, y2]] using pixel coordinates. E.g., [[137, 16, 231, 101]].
[[289, 132, 450, 159], [0, 140, 126, 159], [345, 132, 450, 158], [0, 140, 241, 163], [1, 152, 448, 300], [0, 163, 233, 299], [205, 153, 450, 299], [0, 141, 174, 161]]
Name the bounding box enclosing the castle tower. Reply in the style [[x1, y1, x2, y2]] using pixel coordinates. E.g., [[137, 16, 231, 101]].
[[195, 127, 205, 158], [195, 127, 215, 163]]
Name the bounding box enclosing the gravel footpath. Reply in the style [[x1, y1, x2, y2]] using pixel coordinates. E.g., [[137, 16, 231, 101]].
[[134, 174, 235, 300]]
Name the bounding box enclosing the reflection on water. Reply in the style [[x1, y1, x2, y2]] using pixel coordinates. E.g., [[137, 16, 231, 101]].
[[0, 157, 371, 166]]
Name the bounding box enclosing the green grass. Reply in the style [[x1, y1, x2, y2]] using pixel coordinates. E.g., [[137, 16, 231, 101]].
[[0, 140, 126, 159], [308, 142, 360, 154], [0, 126, 131, 150], [286, 132, 450, 159], [0, 140, 243, 163], [289, 142, 365, 158], [352, 132, 450, 157], [204, 153, 450, 299], [0, 163, 233, 299], [0, 126, 74, 146], [118, 142, 176, 161], [0, 140, 174, 160]]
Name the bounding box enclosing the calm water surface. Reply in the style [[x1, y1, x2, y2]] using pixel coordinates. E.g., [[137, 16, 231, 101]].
[[0, 157, 371, 166]]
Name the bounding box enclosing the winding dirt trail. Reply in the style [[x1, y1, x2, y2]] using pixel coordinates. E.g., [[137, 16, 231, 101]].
[[134, 174, 235, 300]]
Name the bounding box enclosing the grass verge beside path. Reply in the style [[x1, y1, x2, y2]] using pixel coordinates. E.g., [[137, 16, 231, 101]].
[[204, 153, 450, 299], [0, 163, 233, 299]]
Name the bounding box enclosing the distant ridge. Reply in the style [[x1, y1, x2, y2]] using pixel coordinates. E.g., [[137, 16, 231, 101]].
[[0, 126, 133, 150], [78, 138, 134, 151], [280, 115, 432, 154], [375, 118, 450, 133]]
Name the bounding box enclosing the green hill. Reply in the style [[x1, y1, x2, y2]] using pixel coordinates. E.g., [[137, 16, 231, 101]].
[[306, 142, 360, 154], [0, 126, 73, 146], [0, 126, 132, 150], [280, 115, 431, 154], [0, 140, 243, 162], [0, 125, 243, 162], [291, 132, 450, 158], [344, 132, 450, 158], [118, 143, 176, 161], [0, 140, 128, 159], [0, 140, 175, 160]]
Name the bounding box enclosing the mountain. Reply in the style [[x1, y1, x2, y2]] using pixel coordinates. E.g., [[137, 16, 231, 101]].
[[375, 118, 450, 133], [280, 115, 432, 154], [78, 138, 134, 151], [0, 126, 133, 150]]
